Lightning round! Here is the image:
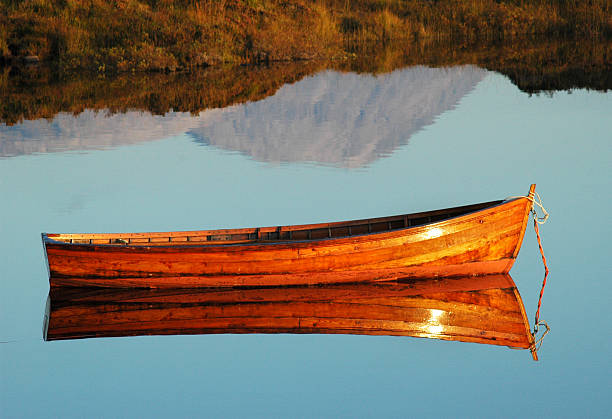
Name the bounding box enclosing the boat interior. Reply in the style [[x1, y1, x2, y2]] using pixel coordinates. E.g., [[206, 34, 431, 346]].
[[45, 199, 506, 246]]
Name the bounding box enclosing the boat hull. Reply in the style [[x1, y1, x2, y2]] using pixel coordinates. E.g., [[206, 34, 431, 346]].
[[44, 193, 534, 288]]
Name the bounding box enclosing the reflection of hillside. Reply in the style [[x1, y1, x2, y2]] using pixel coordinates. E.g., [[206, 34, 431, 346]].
[[0, 61, 324, 126], [345, 37, 612, 94], [463, 39, 612, 94], [1, 38, 609, 127], [0, 61, 324, 158], [1, 66, 485, 166], [188, 66, 485, 167], [0, 110, 202, 157], [1, 38, 610, 161]]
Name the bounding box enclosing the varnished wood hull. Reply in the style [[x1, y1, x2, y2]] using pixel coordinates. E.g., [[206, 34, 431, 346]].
[[43, 186, 535, 288], [44, 274, 537, 359]]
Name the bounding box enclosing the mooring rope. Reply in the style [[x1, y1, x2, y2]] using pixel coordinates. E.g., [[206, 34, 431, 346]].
[[507, 190, 551, 352], [532, 212, 549, 332], [529, 191, 551, 358]]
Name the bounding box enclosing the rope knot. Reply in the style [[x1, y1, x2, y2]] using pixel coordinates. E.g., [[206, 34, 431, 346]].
[[531, 191, 549, 224]]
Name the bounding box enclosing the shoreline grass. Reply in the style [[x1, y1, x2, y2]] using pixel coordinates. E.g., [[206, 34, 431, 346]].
[[1, 0, 611, 73]]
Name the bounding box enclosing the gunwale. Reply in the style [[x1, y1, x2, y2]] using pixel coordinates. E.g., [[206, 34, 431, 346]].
[[43, 198, 508, 248]]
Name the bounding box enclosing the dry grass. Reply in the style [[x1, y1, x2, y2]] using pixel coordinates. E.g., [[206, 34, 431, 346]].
[[1, 0, 610, 72]]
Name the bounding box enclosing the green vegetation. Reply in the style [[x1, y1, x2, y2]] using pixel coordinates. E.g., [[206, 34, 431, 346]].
[[2, 37, 610, 125], [1, 0, 611, 73]]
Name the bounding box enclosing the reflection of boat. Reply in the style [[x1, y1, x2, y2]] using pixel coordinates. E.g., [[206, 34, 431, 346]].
[[43, 274, 538, 359], [43, 185, 537, 288]]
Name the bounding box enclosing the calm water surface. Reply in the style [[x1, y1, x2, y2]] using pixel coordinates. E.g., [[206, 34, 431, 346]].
[[1, 64, 611, 417]]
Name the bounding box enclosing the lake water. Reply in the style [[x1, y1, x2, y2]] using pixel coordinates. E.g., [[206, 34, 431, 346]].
[[1, 61, 611, 417]]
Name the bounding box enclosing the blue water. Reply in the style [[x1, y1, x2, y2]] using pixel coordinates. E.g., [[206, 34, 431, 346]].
[[1, 66, 611, 417]]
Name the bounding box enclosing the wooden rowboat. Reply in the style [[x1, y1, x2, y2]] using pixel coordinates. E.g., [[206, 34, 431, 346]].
[[43, 274, 538, 360], [43, 185, 537, 288]]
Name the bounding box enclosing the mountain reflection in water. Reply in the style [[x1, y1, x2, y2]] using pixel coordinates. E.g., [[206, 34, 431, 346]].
[[190, 67, 485, 167], [1, 66, 484, 166], [44, 274, 538, 360]]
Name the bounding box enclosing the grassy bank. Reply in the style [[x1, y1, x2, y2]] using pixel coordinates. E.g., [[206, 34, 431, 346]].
[[1, 0, 611, 72]]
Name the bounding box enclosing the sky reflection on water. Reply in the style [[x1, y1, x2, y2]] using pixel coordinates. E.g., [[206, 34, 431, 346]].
[[0, 67, 611, 418]]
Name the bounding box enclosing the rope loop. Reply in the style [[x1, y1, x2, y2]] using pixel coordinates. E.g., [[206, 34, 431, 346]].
[[505, 191, 549, 224], [531, 191, 549, 224], [532, 320, 550, 351]]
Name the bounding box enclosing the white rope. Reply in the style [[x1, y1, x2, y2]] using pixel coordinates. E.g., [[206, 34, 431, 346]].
[[505, 191, 549, 224], [531, 191, 549, 224], [533, 320, 550, 351]]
